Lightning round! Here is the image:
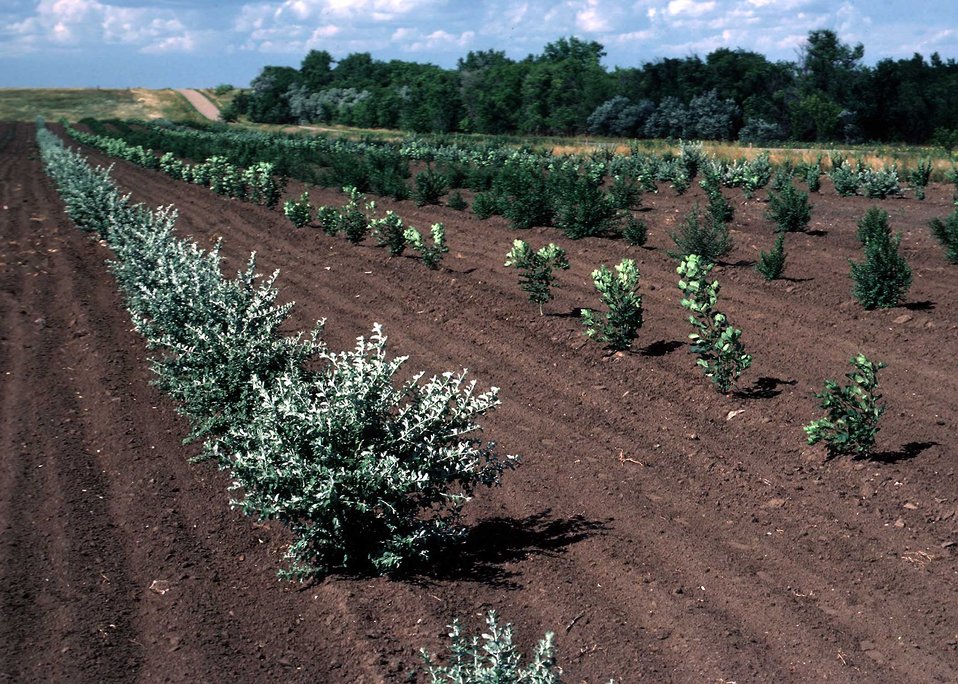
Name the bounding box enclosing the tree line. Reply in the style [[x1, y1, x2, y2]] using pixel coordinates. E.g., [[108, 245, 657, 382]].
[[224, 30, 958, 146]]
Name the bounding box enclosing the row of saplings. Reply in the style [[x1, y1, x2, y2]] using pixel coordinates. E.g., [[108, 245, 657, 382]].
[[43, 121, 958, 681], [35, 121, 579, 681]]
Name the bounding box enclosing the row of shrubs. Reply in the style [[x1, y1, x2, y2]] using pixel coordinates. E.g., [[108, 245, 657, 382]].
[[64, 123, 286, 208], [37, 120, 516, 581]]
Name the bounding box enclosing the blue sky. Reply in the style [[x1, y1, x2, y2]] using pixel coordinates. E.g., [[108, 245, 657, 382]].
[[1, 0, 956, 88]]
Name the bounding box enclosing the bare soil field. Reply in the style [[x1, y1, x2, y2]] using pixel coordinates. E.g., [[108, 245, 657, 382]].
[[3, 120, 958, 682]]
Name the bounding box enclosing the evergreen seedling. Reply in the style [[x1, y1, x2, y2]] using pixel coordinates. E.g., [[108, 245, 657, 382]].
[[447, 190, 468, 211], [850, 209, 912, 309], [668, 205, 732, 265], [909, 159, 932, 200], [623, 214, 648, 247], [581, 259, 643, 352], [677, 254, 751, 393], [756, 233, 787, 281], [929, 209, 958, 264], [283, 191, 312, 228], [504, 239, 569, 315], [766, 182, 811, 233], [413, 167, 447, 207], [804, 354, 885, 458]]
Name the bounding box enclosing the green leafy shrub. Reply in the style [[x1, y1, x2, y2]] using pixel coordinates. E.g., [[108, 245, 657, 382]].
[[766, 182, 811, 233], [504, 240, 569, 315], [677, 254, 751, 393], [370, 211, 407, 256], [405, 223, 448, 269], [581, 259, 643, 352], [742, 152, 772, 197], [908, 159, 932, 200], [830, 161, 860, 197], [413, 167, 447, 207], [447, 190, 468, 211], [226, 325, 516, 577], [756, 233, 787, 281], [861, 165, 901, 199], [804, 354, 885, 458], [420, 611, 560, 683], [159, 151, 186, 181], [283, 191, 312, 228], [668, 206, 732, 264], [929, 208, 958, 263], [315, 205, 339, 236], [850, 209, 912, 309], [622, 215, 648, 247], [242, 161, 284, 208], [339, 186, 375, 244], [206, 155, 244, 198]]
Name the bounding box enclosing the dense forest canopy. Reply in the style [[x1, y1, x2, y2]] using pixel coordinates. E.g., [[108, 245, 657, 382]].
[[224, 30, 958, 146]]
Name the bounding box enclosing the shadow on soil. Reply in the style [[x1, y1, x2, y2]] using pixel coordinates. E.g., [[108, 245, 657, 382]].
[[551, 307, 586, 319], [865, 441, 937, 464], [734, 376, 797, 400], [904, 300, 935, 311], [641, 339, 684, 357], [410, 510, 610, 589]]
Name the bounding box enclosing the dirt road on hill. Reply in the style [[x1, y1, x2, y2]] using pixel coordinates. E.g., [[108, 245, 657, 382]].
[[176, 88, 220, 121]]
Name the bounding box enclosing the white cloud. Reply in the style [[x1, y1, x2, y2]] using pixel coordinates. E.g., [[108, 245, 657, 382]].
[[407, 29, 475, 51], [576, 0, 610, 32], [666, 0, 715, 17]]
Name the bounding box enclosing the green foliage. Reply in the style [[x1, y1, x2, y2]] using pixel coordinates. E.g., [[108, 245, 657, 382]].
[[755, 233, 787, 281], [804, 158, 822, 192], [701, 177, 734, 224], [414, 167, 448, 207], [447, 190, 468, 211], [370, 211, 407, 256], [420, 611, 560, 683], [608, 174, 640, 210], [804, 354, 885, 458], [668, 206, 733, 264], [549, 163, 617, 239], [860, 165, 901, 199], [677, 254, 751, 393], [766, 182, 811, 233], [205, 155, 245, 198], [283, 191, 312, 228], [405, 223, 448, 269], [242, 161, 284, 208], [496, 158, 551, 230], [929, 208, 958, 264], [471, 191, 502, 219], [504, 240, 569, 315], [908, 159, 932, 200], [339, 186, 375, 244], [829, 160, 860, 196], [315, 205, 339, 236], [581, 259, 643, 352], [622, 215, 648, 247], [850, 209, 912, 309]]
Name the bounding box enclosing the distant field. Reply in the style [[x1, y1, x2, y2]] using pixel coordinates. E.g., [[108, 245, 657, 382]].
[[0, 88, 207, 123]]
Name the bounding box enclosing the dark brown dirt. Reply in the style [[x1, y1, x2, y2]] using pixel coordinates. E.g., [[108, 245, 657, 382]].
[[3, 120, 958, 682]]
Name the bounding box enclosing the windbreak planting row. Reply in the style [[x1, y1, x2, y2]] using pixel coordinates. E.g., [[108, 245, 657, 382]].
[[35, 120, 516, 580]]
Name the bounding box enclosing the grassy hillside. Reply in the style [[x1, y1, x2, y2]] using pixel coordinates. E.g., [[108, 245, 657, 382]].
[[0, 88, 207, 123]]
